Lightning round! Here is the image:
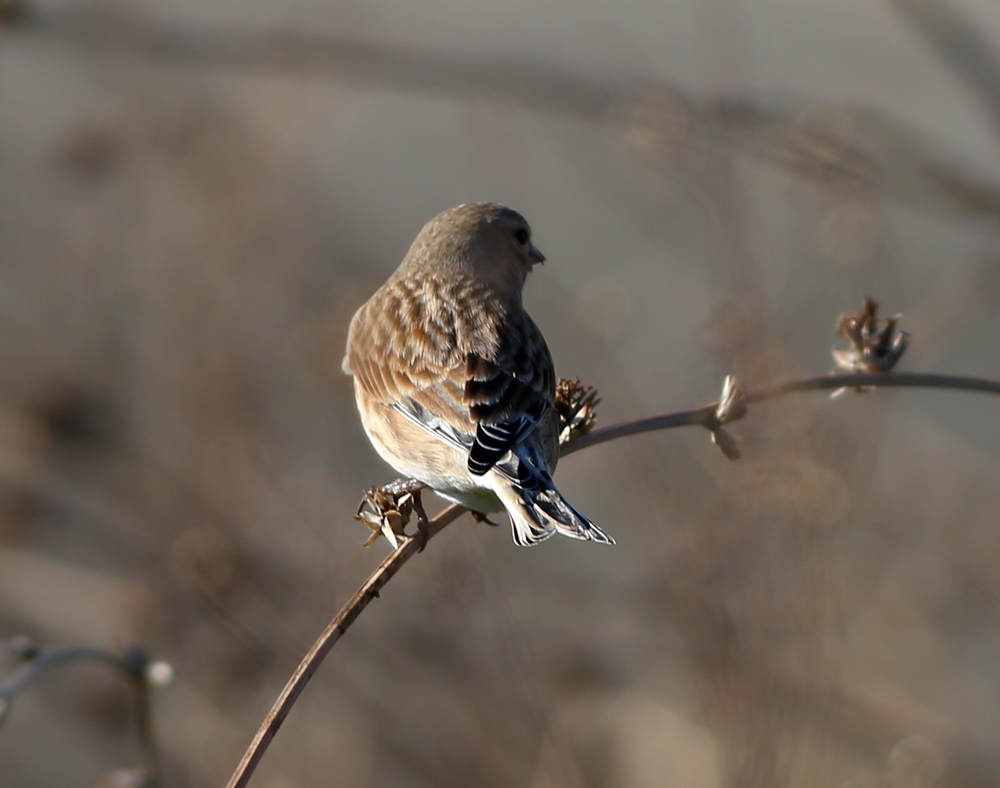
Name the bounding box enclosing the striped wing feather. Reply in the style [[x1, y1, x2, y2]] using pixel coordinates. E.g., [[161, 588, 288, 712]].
[[346, 275, 555, 474]]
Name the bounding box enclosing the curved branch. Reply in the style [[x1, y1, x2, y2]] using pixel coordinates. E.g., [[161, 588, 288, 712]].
[[226, 368, 1000, 788], [225, 504, 465, 788], [565, 371, 1000, 455], [0, 641, 164, 784], [0, 645, 134, 723]]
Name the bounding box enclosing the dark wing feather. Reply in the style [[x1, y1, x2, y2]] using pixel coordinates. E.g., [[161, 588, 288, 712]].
[[467, 396, 548, 475], [464, 313, 555, 476]]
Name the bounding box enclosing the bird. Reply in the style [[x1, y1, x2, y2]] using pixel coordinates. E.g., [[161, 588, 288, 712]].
[[342, 202, 614, 547]]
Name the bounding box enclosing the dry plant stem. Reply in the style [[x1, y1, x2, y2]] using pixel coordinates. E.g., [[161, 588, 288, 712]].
[[565, 371, 1000, 455], [225, 503, 464, 788], [0, 645, 138, 722], [227, 368, 1000, 788], [0, 644, 161, 785]]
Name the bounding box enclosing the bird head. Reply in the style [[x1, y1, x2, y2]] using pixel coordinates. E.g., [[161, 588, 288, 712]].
[[403, 202, 546, 298]]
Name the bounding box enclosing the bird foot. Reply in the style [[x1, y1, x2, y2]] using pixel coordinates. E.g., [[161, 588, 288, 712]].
[[355, 479, 429, 550], [469, 511, 501, 527]]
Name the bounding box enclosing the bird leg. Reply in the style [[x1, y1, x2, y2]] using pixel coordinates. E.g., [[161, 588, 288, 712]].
[[390, 480, 430, 552], [379, 477, 425, 499]]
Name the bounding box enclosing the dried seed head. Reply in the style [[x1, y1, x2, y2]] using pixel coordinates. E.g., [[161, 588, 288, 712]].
[[711, 427, 742, 460], [356, 487, 416, 548], [710, 375, 747, 460], [715, 374, 748, 424], [554, 377, 601, 448], [833, 297, 910, 375]]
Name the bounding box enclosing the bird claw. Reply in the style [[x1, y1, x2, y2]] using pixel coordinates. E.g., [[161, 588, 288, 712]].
[[469, 511, 502, 527], [409, 486, 430, 552], [355, 479, 429, 550]]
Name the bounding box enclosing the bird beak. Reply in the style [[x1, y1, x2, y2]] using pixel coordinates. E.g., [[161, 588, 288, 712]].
[[528, 242, 546, 265]]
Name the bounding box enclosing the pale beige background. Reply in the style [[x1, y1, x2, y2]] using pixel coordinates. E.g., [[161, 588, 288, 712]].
[[1, 0, 1000, 785]]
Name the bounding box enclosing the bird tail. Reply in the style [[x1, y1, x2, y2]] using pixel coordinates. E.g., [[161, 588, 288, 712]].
[[492, 475, 615, 547]]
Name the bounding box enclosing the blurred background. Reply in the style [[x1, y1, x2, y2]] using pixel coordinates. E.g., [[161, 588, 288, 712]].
[[1, 0, 1000, 785]]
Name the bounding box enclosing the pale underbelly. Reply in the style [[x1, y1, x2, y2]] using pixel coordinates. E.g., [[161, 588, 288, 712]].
[[359, 396, 505, 514]]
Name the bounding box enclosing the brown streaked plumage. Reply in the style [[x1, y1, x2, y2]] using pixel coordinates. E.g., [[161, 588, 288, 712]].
[[343, 203, 613, 546]]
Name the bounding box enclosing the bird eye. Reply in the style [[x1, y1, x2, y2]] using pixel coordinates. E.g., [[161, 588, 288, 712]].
[[514, 228, 530, 246]]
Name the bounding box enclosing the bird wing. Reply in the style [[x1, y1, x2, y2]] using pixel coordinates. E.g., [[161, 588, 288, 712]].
[[344, 275, 471, 409], [345, 279, 555, 474], [463, 316, 555, 475]]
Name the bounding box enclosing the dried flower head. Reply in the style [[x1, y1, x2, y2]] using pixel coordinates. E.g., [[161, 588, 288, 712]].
[[833, 297, 909, 375], [356, 486, 419, 549], [714, 374, 748, 424], [710, 375, 747, 460], [554, 377, 601, 448]]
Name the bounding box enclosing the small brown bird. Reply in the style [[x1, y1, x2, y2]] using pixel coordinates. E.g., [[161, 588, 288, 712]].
[[343, 203, 613, 546]]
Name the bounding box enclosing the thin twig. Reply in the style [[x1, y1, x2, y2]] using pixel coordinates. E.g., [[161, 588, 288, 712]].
[[226, 367, 1000, 788], [225, 504, 465, 788], [0, 641, 164, 786], [566, 371, 1000, 455], [0, 643, 135, 723]]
